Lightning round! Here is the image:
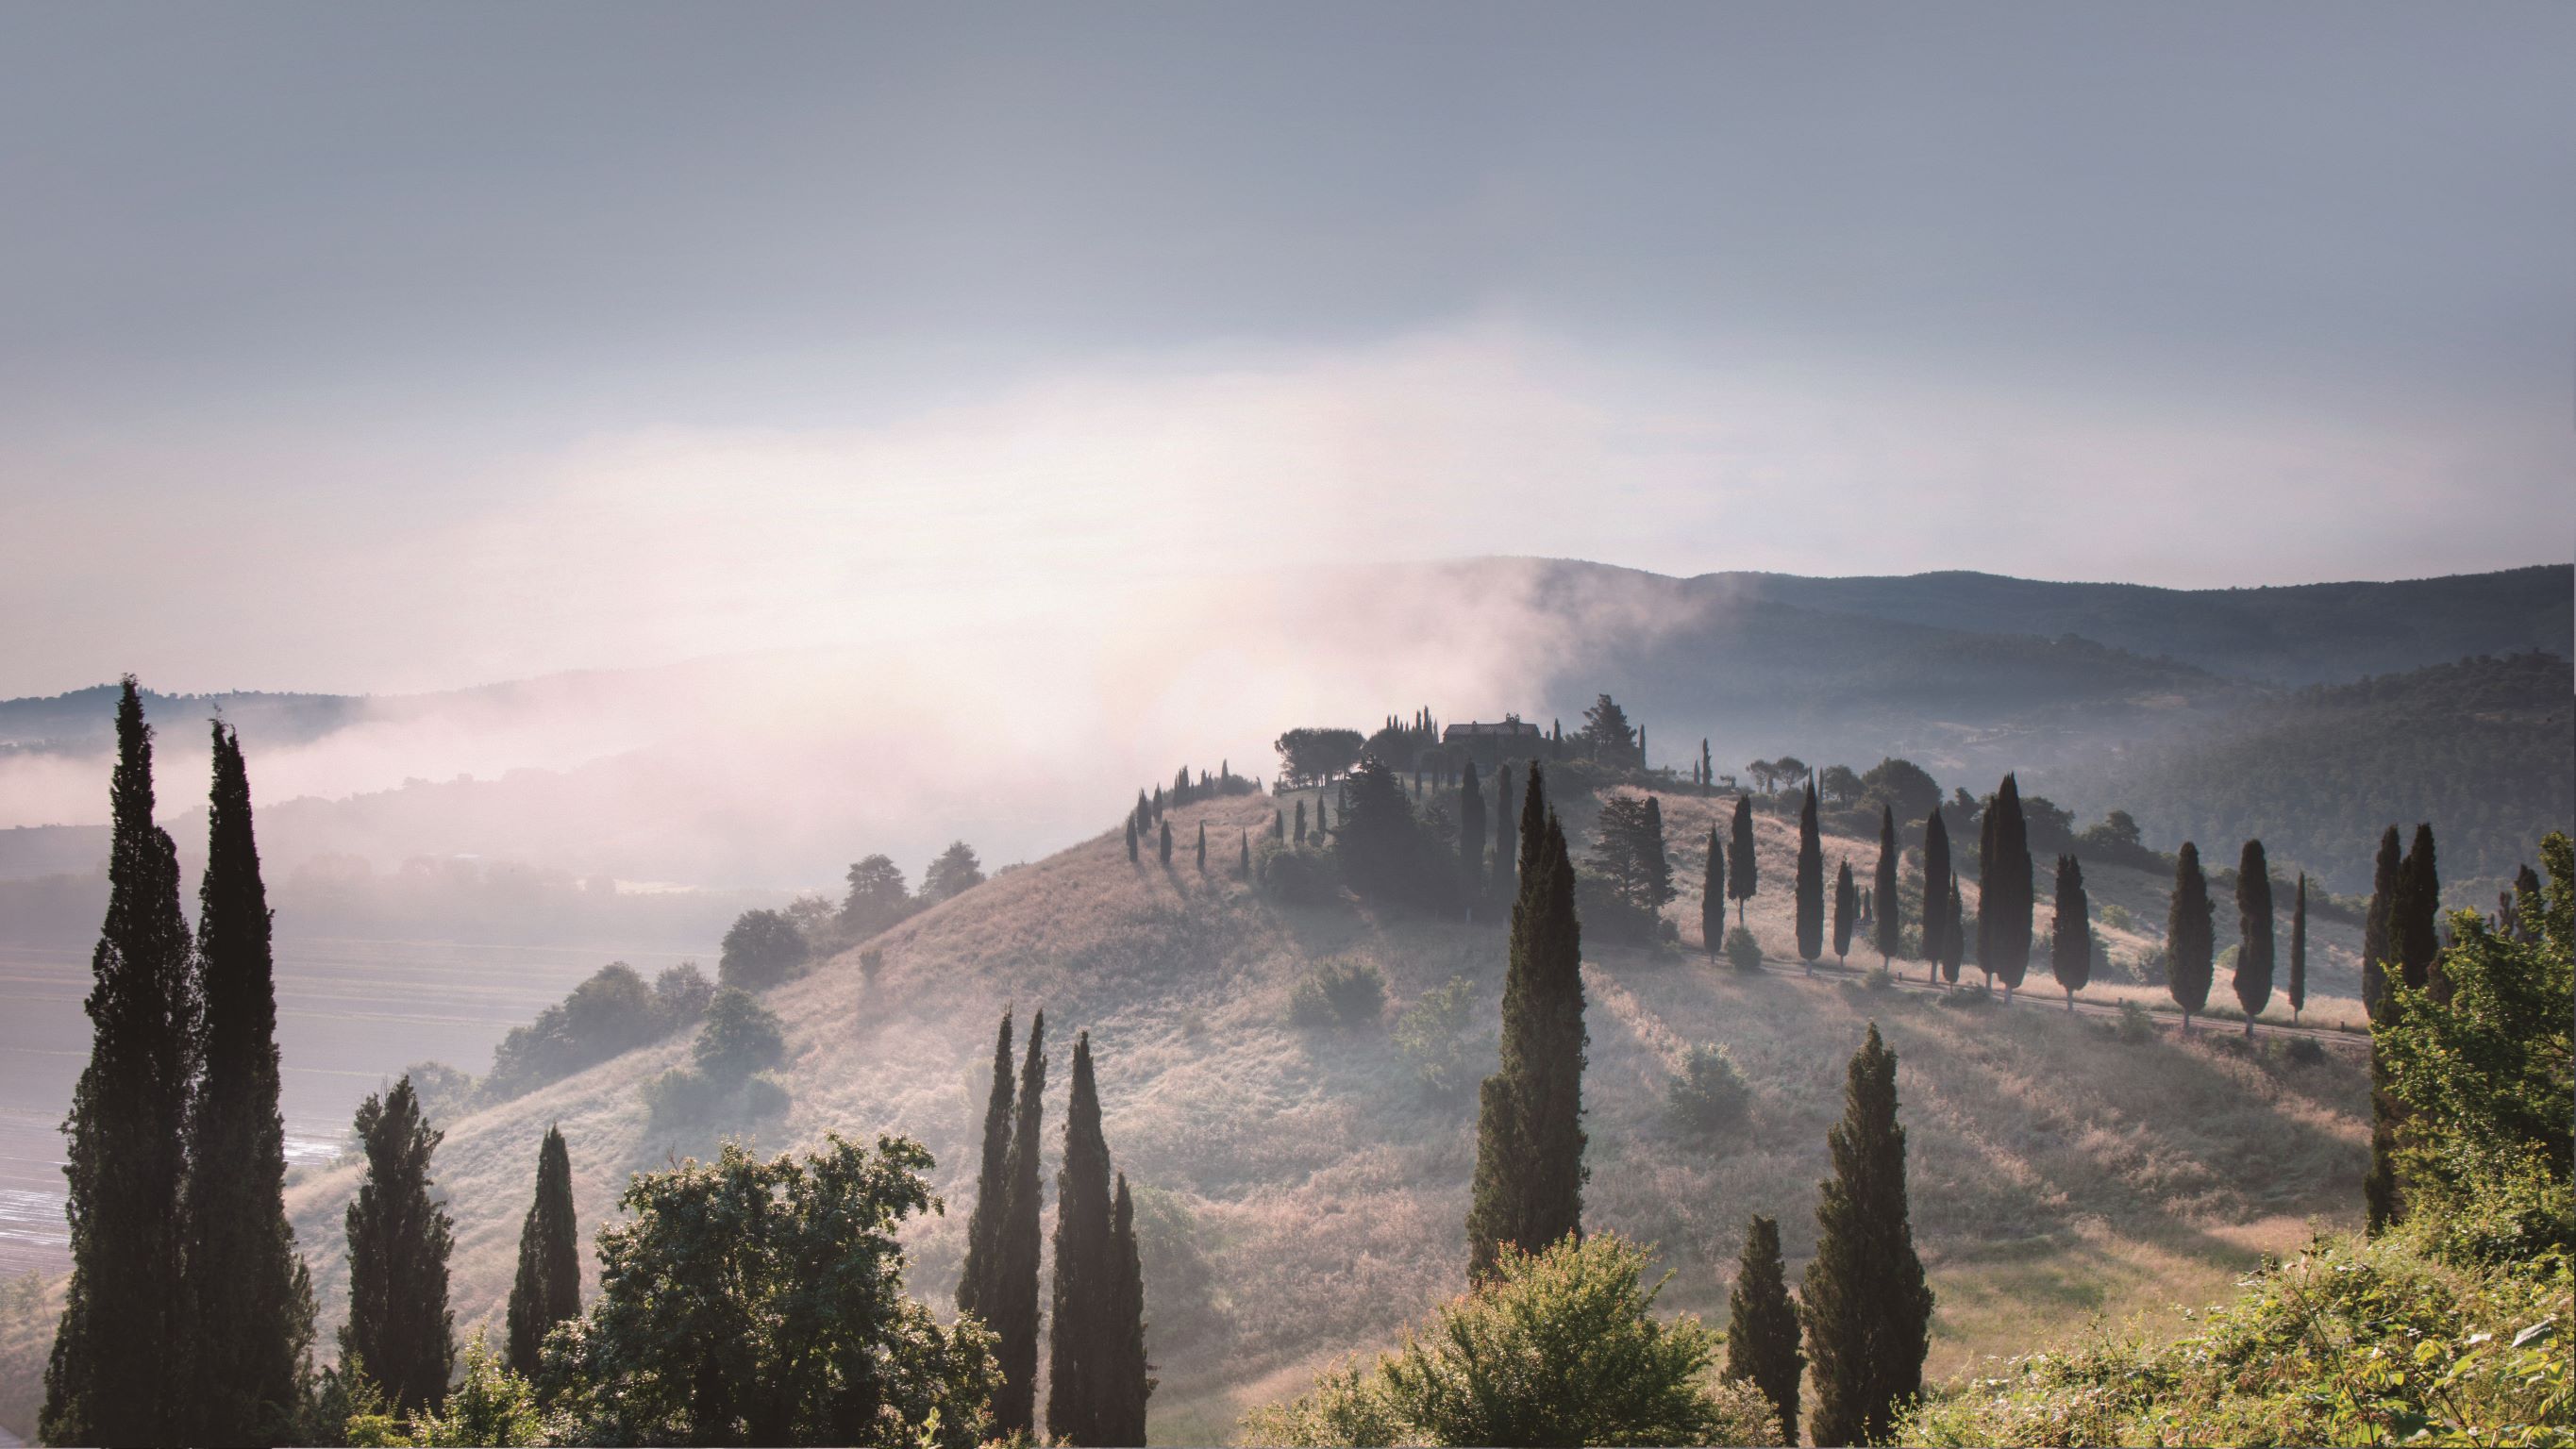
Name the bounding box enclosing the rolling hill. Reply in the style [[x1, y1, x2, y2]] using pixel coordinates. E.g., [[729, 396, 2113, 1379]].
[[215, 783, 2377, 1446]]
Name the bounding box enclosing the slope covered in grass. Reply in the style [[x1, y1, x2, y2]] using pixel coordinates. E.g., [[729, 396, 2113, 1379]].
[[250, 787, 2369, 1443]]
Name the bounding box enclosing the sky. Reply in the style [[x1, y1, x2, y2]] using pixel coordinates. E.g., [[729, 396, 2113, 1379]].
[[3, 3, 2571, 698]]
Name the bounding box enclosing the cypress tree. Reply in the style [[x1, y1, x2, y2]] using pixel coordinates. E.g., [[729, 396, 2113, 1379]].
[[1295, 800, 1308, 844], [1920, 811, 1951, 985], [1150, 784, 1163, 818], [1975, 797, 1998, 984], [1795, 782, 1824, 969], [1195, 822, 1206, 872], [1832, 859, 1855, 967], [342, 1075, 456, 1413], [1157, 819, 1172, 866], [503, 1125, 579, 1381], [1272, 808, 1283, 841], [1873, 806, 1902, 967], [1240, 829, 1250, 878], [1941, 880, 1965, 986], [2361, 824, 2401, 1016], [2166, 843, 2215, 1032], [44, 678, 200, 1448], [2288, 874, 2308, 1024], [1103, 1174, 1153, 1446], [1124, 816, 1138, 862], [1726, 1213, 1803, 1444], [992, 1011, 1048, 1436], [1641, 796, 1673, 913], [1700, 828, 1726, 958], [957, 1009, 1016, 1325], [1466, 764, 1586, 1281], [1801, 1024, 1932, 1448], [1459, 759, 1486, 901], [1047, 1033, 1116, 1445], [1316, 797, 1330, 835], [2370, 825, 2439, 1232], [1491, 764, 1517, 906], [1700, 739, 1713, 791], [2234, 840, 2275, 1035], [2049, 855, 2090, 1010], [180, 721, 313, 1444], [2392, 824, 2439, 991], [1728, 794, 1757, 927], [1986, 775, 2032, 996]]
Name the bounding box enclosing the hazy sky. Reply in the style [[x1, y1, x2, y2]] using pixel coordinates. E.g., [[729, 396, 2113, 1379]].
[[4, 4, 2570, 696]]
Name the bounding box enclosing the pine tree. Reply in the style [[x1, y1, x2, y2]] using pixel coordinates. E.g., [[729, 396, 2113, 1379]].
[[957, 1010, 1016, 1326], [2289, 874, 2308, 1024], [1832, 860, 1855, 967], [2234, 840, 2275, 1035], [44, 678, 200, 1447], [1873, 806, 1902, 967], [1103, 1174, 1154, 1446], [342, 1075, 456, 1413], [1195, 822, 1206, 872], [1801, 1024, 1932, 1448], [2362, 824, 2402, 1017], [1491, 764, 1517, 906], [1920, 811, 1952, 984], [1984, 775, 2032, 996], [1795, 782, 1824, 969], [1727, 1213, 1803, 1444], [1466, 764, 1586, 1281], [2166, 843, 2215, 1032], [992, 1011, 1048, 1436], [2049, 855, 2090, 1010], [179, 721, 313, 1444], [1124, 816, 1138, 862], [1157, 819, 1173, 866], [1728, 794, 1758, 927], [1048, 1032, 1117, 1445], [1700, 828, 1726, 958], [503, 1125, 579, 1381], [1459, 759, 1486, 901]]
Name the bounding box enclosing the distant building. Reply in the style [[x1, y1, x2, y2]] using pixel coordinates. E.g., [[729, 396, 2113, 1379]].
[[1442, 716, 1544, 767]]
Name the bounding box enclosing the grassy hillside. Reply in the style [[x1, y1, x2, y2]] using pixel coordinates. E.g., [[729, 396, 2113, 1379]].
[[235, 786, 2372, 1445]]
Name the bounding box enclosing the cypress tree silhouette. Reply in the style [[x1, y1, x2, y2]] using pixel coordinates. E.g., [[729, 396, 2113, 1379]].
[[1195, 822, 1206, 872], [1295, 800, 1307, 844], [1273, 808, 1284, 841], [1466, 764, 1586, 1281], [1728, 794, 1758, 927], [1125, 816, 1138, 862], [1832, 859, 1855, 967], [1491, 764, 1517, 907], [1795, 782, 1824, 969], [2234, 840, 2275, 1035], [2166, 843, 2215, 1032], [1104, 1174, 1154, 1445], [2393, 824, 2440, 992], [992, 1011, 1049, 1436], [1986, 775, 2033, 996], [342, 1076, 456, 1413], [1240, 829, 1250, 879], [1700, 827, 1726, 958], [1801, 1024, 1932, 1447], [1920, 811, 1952, 985], [1942, 880, 1965, 986], [1316, 797, 1330, 835], [2049, 855, 2091, 1010], [958, 1009, 1016, 1327], [1976, 798, 1998, 984], [503, 1125, 579, 1381], [1459, 759, 1486, 902], [1048, 1032, 1119, 1445], [44, 678, 200, 1448], [2361, 824, 2401, 1016], [1157, 819, 1173, 866], [179, 720, 313, 1444], [2289, 874, 2308, 1024], [2370, 824, 2442, 1232], [1873, 806, 1902, 968], [1728, 1213, 1803, 1445]]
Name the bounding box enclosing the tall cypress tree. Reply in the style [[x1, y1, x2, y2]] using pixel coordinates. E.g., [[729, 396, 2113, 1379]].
[[1459, 759, 1486, 901], [957, 1009, 1016, 1326], [1048, 1033, 1116, 1445], [2049, 855, 2090, 1010], [2234, 840, 2275, 1035], [1700, 828, 1726, 958], [2166, 843, 2215, 1032], [1728, 794, 1758, 927], [1801, 1024, 1932, 1448], [1975, 797, 1999, 984], [1103, 1174, 1153, 1446], [1240, 829, 1250, 879], [2392, 824, 2440, 991], [993, 1011, 1048, 1436], [503, 1125, 579, 1380], [1920, 811, 1952, 985], [1726, 1213, 1803, 1444], [2361, 824, 2402, 1016], [2288, 874, 2308, 1024], [1942, 880, 1965, 986], [1832, 859, 1855, 968], [1195, 822, 1207, 872], [1157, 819, 1173, 866], [1124, 817, 1138, 863], [342, 1075, 455, 1412], [1795, 782, 1824, 969], [1466, 764, 1586, 1281], [1987, 775, 2032, 996], [1641, 796, 1673, 915], [44, 678, 200, 1447], [2370, 824, 2441, 1232], [180, 721, 313, 1444], [1490, 764, 1517, 907], [1873, 806, 1902, 968]]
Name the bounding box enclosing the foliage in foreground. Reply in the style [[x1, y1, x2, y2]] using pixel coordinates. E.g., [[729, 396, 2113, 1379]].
[[1236, 1233, 1781, 1447]]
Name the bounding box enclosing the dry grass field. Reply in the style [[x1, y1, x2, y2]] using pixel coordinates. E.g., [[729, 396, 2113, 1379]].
[[242, 786, 2373, 1445]]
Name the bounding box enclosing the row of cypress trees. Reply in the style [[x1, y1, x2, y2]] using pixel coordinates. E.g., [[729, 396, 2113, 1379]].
[[957, 1009, 1152, 1443]]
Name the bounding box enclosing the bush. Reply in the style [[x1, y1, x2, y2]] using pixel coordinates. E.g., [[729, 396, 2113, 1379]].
[[643, 1067, 791, 1129], [719, 908, 811, 991], [1862, 964, 1896, 991], [1939, 982, 1999, 1011], [1723, 926, 1765, 974], [2116, 999, 2155, 1045], [1240, 1234, 1775, 1446], [1666, 1044, 1751, 1137], [694, 989, 787, 1080], [1392, 974, 1477, 1096], [2274, 1034, 2327, 1068], [1290, 958, 1386, 1029], [1261, 843, 1343, 908]]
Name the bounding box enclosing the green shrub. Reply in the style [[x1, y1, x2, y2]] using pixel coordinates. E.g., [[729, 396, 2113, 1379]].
[[1862, 965, 1896, 991], [1723, 926, 1765, 974], [2274, 1034, 2327, 1068], [1666, 1044, 1751, 1138], [1290, 958, 1386, 1029], [1239, 1234, 1778, 1446], [2116, 999, 2155, 1044], [1262, 844, 1342, 908], [1392, 974, 1477, 1096]]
